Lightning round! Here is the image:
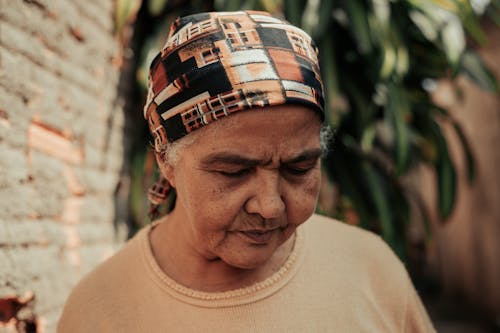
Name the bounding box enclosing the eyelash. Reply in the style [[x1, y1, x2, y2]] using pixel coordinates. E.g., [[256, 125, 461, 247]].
[[217, 166, 314, 178], [284, 166, 313, 175], [217, 169, 251, 178]]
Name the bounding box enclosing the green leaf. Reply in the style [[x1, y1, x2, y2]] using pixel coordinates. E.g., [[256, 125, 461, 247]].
[[429, 119, 457, 219], [148, 0, 169, 16], [344, 77, 373, 132], [485, 3, 500, 25], [259, 0, 280, 13], [361, 162, 394, 244], [440, 14, 466, 67], [115, 0, 143, 35], [409, 43, 449, 78], [314, 0, 335, 39], [387, 85, 411, 174], [344, 1, 373, 54], [380, 40, 397, 79], [407, 2, 466, 67], [378, 29, 410, 79], [452, 121, 475, 184], [361, 125, 376, 152], [437, 149, 456, 219], [323, 148, 372, 228], [319, 37, 342, 125], [217, 0, 244, 11], [284, 0, 306, 26], [409, 9, 439, 41], [457, 1, 488, 45], [432, 104, 476, 184], [301, 0, 321, 37], [395, 42, 409, 77], [460, 51, 500, 93], [431, 0, 460, 13]]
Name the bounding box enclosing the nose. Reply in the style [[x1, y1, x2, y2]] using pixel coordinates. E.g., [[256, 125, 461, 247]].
[[244, 169, 285, 219]]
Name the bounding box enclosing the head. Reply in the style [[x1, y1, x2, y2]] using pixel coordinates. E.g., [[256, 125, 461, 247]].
[[144, 11, 328, 270]]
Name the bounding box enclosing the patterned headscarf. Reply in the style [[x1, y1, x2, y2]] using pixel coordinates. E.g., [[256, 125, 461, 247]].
[[144, 10, 324, 145], [144, 10, 325, 218]]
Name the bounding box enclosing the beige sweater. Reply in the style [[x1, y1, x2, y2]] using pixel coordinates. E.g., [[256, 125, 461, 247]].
[[58, 214, 435, 332]]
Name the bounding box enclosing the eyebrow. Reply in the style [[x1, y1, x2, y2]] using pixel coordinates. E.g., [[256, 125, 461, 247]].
[[283, 149, 323, 164], [199, 148, 323, 168]]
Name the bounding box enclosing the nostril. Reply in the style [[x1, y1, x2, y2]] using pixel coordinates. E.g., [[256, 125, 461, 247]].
[[260, 195, 285, 218], [244, 193, 285, 219], [244, 171, 285, 218]]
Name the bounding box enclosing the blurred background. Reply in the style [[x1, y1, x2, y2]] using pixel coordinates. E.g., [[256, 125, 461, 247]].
[[0, 0, 499, 332]]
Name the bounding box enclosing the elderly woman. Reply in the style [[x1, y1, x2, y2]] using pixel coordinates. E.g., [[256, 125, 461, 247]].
[[58, 11, 435, 332]]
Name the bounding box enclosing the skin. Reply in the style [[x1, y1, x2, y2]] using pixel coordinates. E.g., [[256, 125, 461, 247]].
[[150, 104, 322, 292]]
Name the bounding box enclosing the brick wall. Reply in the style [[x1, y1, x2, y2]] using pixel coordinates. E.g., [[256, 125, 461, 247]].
[[0, 0, 124, 331]]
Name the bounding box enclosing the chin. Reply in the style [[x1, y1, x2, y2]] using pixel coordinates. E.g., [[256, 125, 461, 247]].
[[224, 256, 271, 271], [224, 244, 282, 271], [217, 229, 291, 270], [219, 245, 275, 270]]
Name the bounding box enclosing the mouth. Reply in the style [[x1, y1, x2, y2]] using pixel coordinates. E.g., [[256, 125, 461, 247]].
[[238, 228, 280, 244]]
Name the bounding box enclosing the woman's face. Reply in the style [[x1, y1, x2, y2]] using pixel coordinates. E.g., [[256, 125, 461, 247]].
[[162, 104, 322, 269]]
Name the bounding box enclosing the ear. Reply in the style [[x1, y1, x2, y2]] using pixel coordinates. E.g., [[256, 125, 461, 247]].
[[155, 152, 176, 188]]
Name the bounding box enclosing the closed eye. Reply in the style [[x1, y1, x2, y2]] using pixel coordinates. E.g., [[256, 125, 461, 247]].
[[281, 157, 319, 176], [282, 166, 314, 176], [217, 168, 252, 178]]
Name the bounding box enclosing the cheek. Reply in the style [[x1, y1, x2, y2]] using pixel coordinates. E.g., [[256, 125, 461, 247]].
[[287, 170, 321, 221], [203, 177, 251, 217], [185, 181, 242, 234], [180, 175, 226, 211], [304, 169, 322, 197]]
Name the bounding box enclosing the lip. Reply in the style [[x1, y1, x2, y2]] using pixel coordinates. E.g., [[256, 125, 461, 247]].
[[238, 228, 279, 244]]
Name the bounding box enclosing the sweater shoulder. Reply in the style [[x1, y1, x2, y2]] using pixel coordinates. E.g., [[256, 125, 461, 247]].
[[306, 213, 395, 254], [295, 214, 432, 331], [304, 213, 407, 281], [72, 227, 146, 290], [57, 227, 148, 332]]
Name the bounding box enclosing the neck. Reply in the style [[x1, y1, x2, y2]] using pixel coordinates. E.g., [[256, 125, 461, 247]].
[[149, 212, 295, 292]]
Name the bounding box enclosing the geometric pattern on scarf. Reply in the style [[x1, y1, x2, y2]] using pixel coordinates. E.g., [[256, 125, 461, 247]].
[[143, 10, 325, 144]]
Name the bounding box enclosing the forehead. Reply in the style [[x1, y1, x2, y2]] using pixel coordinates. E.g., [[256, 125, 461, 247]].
[[179, 105, 322, 161]]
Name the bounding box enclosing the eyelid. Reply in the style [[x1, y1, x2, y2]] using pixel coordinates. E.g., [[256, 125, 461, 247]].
[[212, 157, 319, 178], [281, 159, 319, 174], [282, 166, 313, 175], [217, 168, 251, 178]]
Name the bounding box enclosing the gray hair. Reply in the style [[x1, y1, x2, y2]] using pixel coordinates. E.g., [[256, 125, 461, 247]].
[[156, 123, 333, 167]]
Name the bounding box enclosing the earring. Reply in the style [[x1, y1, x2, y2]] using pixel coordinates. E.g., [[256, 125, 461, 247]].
[[148, 174, 171, 220]]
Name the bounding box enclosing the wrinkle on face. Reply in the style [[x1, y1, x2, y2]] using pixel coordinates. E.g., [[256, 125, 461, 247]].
[[152, 105, 323, 289]]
